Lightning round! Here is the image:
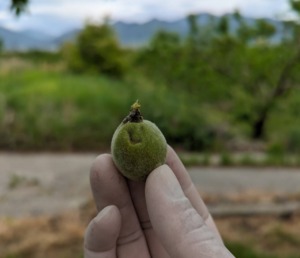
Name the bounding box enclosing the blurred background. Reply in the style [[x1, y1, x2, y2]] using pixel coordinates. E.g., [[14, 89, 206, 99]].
[[0, 0, 300, 257]]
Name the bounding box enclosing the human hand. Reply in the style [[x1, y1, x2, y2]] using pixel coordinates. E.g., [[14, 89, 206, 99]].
[[84, 146, 234, 258]]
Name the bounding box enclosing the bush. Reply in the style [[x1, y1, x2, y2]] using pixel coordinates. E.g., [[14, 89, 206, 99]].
[[62, 21, 128, 78], [286, 129, 300, 153]]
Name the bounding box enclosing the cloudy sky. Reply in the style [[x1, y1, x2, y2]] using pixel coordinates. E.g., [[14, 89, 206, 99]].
[[0, 0, 293, 35]]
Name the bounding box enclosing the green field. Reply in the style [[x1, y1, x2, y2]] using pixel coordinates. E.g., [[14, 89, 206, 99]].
[[0, 64, 205, 151], [2, 16, 300, 155], [1, 56, 300, 157]]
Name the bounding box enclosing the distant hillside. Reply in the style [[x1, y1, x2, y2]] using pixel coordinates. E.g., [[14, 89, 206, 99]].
[[54, 13, 285, 47], [113, 18, 189, 46], [0, 27, 56, 51], [0, 13, 286, 51]]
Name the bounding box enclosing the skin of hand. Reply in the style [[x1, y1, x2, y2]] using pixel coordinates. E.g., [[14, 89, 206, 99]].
[[84, 146, 235, 258]]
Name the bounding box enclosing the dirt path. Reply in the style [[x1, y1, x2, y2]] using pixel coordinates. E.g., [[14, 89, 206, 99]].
[[189, 167, 300, 194], [0, 153, 95, 217], [0, 153, 300, 218]]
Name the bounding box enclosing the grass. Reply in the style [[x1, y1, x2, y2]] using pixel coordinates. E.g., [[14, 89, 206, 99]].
[[179, 151, 300, 167], [0, 63, 222, 152], [8, 174, 26, 189], [0, 67, 134, 150], [8, 173, 40, 189], [1, 55, 300, 159], [227, 242, 300, 258]]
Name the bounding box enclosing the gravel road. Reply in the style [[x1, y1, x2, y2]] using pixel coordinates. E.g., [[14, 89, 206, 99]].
[[189, 167, 300, 194], [0, 153, 299, 217]]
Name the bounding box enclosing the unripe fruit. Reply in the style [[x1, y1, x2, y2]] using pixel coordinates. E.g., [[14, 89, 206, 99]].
[[111, 101, 167, 181]]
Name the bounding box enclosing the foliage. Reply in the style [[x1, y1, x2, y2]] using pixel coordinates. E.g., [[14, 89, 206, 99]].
[[3, 50, 61, 63], [0, 68, 130, 151], [2, 4, 300, 153], [226, 242, 300, 258], [290, 0, 300, 14], [134, 10, 300, 141], [0, 66, 223, 151], [62, 21, 128, 78], [10, 0, 29, 15]]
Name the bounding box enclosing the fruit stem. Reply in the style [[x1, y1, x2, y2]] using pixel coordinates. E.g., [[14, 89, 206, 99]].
[[122, 100, 143, 124]]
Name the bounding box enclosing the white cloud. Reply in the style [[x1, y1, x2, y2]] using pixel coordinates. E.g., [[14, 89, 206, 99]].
[[0, 0, 293, 33], [238, 0, 290, 18], [23, 0, 292, 22]]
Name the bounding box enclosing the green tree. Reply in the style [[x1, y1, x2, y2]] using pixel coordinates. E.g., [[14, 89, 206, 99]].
[[136, 30, 182, 87], [187, 14, 199, 47], [63, 21, 128, 78], [10, 0, 29, 15], [290, 0, 300, 11], [249, 3, 300, 138], [211, 10, 300, 139], [136, 10, 300, 142]]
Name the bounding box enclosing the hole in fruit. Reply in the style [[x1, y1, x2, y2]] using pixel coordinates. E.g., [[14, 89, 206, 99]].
[[127, 128, 142, 144]]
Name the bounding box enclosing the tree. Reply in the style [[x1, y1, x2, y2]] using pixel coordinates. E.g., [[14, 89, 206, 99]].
[[135, 10, 300, 142], [250, 1, 300, 138], [209, 10, 300, 139], [62, 21, 128, 78], [10, 0, 29, 15], [136, 30, 182, 87]]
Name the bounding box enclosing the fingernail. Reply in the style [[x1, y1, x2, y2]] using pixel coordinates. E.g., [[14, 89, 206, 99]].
[[94, 205, 114, 223], [150, 165, 185, 200]]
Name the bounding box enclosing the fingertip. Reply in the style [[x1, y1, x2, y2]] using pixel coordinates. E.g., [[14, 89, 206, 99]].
[[89, 154, 122, 206], [146, 164, 172, 191], [150, 164, 171, 176], [84, 205, 121, 252], [145, 166, 225, 258], [146, 164, 183, 203], [90, 153, 114, 181]]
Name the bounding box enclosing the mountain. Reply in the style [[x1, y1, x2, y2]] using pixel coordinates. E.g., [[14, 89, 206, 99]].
[[21, 29, 55, 42], [52, 29, 81, 46], [0, 13, 286, 51], [24, 13, 214, 49], [113, 13, 218, 46], [0, 27, 56, 50], [113, 18, 189, 46]]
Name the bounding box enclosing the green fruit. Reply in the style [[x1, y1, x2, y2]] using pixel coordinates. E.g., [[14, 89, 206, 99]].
[[111, 101, 167, 181]]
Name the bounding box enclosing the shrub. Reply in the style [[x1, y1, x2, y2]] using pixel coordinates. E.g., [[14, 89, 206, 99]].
[[62, 21, 128, 78]]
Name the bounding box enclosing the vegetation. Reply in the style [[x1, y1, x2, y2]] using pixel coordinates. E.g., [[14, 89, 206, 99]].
[[227, 242, 300, 258], [62, 20, 128, 78], [3, 2, 300, 258], [1, 2, 300, 155], [136, 13, 300, 140], [1, 200, 300, 258], [10, 0, 29, 15]]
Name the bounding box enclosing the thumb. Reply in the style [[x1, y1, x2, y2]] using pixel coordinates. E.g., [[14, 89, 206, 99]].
[[145, 165, 233, 258], [84, 205, 121, 258]]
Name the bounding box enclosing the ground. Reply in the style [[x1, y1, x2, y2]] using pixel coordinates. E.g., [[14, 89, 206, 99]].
[[0, 153, 300, 257]]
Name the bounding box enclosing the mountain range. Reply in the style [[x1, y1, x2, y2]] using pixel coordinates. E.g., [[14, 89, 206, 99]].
[[0, 13, 285, 51]]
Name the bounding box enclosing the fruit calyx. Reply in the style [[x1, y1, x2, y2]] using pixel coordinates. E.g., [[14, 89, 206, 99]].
[[122, 100, 143, 124]]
